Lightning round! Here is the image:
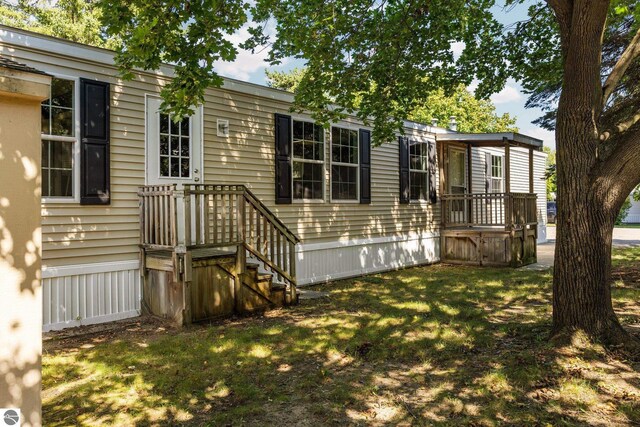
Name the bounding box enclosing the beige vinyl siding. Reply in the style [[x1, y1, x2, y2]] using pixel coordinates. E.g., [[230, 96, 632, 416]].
[[1, 31, 440, 268], [1, 43, 167, 267], [200, 90, 440, 243]]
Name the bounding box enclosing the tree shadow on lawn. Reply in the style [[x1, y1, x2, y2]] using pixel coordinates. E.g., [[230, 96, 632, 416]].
[[43, 263, 640, 426]]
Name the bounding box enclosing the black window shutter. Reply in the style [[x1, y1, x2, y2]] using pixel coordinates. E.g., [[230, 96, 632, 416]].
[[399, 136, 410, 204], [359, 129, 371, 204], [80, 78, 110, 205], [274, 113, 292, 204], [428, 140, 438, 203]]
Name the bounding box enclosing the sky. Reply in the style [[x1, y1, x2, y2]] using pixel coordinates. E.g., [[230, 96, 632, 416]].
[[213, 1, 556, 150]]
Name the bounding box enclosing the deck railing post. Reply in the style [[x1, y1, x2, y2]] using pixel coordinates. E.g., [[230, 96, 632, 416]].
[[288, 241, 297, 303], [184, 185, 192, 246], [170, 185, 178, 247]]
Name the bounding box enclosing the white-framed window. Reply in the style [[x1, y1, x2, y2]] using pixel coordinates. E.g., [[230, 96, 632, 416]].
[[41, 77, 78, 200], [409, 141, 429, 200], [490, 155, 504, 193], [292, 119, 324, 200], [159, 113, 191, 178], [331, 126, 359, 201]]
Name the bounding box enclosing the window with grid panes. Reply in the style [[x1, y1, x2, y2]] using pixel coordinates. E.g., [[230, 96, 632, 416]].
[[159, 113, 191, 178], [292, 120, 324, 199], [409, 141, 429, 200], [490, 155, 504, 193], [331, 127, 358, 200], [41, 78, 75, 198]]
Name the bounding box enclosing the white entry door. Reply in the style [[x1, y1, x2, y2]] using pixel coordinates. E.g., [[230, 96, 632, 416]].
[[145, 96, 203, 185]]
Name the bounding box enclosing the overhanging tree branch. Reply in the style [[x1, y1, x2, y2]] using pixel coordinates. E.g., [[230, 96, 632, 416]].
[[602, 26, 640, 108], [596, 124, 640, 196]]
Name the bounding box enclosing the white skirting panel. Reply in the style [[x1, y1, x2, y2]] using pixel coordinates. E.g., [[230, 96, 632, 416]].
[[296, 232, 440, 286], [537, 223, 547, 243], [623, 214, 640, 224], [42, 260, 141, 331]]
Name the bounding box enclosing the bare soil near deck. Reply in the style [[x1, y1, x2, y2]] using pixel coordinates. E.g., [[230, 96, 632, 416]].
[[43, 248, 640, 426]]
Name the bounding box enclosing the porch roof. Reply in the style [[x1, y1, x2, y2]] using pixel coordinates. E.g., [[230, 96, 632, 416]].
[[436, 132, 543, 150]]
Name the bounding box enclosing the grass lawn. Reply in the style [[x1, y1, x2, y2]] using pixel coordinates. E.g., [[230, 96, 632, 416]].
[[43, 248, 640, 426]]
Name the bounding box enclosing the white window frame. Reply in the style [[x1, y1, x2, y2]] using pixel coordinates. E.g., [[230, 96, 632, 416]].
[[490, 154, 504, 193], [409, 140, 429, 202], [144, 95, 204, 186], [291, 116, 326, 203], [41, 74, 81, 204], [329, 125, 360, 203]]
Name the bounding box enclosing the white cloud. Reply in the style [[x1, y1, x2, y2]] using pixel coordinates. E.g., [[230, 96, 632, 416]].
[[213, 23, 279, 82], [490, 85, 522, 104]]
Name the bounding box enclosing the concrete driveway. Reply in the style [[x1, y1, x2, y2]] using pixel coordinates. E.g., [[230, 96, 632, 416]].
[[526, 226, 640, 270]]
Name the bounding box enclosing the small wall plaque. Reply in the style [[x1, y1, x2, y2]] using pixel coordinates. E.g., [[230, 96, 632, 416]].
[[217, 119, 229, 137]]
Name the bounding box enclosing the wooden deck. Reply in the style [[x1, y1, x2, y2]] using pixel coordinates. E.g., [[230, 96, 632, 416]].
[[138, 184, 300, 326], [437, 135, 541, 267], [440, 192, 538, 267]]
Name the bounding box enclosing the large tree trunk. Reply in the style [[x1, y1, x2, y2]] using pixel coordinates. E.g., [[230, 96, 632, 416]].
[[550, 0, 638, 347], [552, 172, 625, 342]]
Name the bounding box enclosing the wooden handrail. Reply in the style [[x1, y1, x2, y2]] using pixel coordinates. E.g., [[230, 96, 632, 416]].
[[243, 186, 301, 244], [139, 184, 300, 292], [441, 192, 537, 229]]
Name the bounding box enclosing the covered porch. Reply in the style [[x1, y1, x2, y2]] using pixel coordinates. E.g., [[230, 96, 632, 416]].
[[436, 132, 543, 267]]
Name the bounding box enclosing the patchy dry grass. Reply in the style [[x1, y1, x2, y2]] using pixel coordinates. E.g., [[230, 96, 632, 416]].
[[43, 248, 640, 426]]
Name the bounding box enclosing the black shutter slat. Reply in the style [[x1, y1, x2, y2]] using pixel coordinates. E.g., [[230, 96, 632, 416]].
[[428, 140, 438, 203], [80, 78, 110, 205], [399, 136, 410, 204], [359, 129, 371, 204], [275, 113, 292, 204]]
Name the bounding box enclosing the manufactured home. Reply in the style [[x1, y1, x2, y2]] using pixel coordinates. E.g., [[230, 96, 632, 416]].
[[0, 26, 547, 331], [624, 198, 640, 224]]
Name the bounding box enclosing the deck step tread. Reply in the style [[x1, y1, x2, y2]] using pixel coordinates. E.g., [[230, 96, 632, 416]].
[[191, 248, 236, 260]]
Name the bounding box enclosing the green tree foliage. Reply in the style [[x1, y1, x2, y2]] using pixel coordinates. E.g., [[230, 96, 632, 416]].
[[508, 1, 640, 133], [99, 0, 508, 142], [409, 85, 517, 133], [99, 0, 247, 119], [265, 67, 306, 93], [267, 68, 517, 134], [543, 147, 556, 201], [616, 197, 632, 225], [0, 0, 119, 49]]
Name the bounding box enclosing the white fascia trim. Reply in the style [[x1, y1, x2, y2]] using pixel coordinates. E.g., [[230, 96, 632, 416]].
[[0, 25, 443, 133], [0, 25, 297, 104], [297, 231, 440, 252], [42, 260, 140, 278]]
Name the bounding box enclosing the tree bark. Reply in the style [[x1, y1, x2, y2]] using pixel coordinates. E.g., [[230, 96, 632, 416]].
[[550, 0, 639, 348]]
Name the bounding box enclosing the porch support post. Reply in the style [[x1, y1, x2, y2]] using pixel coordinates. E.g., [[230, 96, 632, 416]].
[[504, 137, 512, 229], [438, 141, 446, 200], [503, 137, 511, 194], [466, 143, 473, 220], [529, 148, 534, 194]]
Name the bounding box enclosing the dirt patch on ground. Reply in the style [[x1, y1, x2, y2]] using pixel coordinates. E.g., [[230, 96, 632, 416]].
[[43, 316, 177, 353], [612, 265, 640, 289]]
